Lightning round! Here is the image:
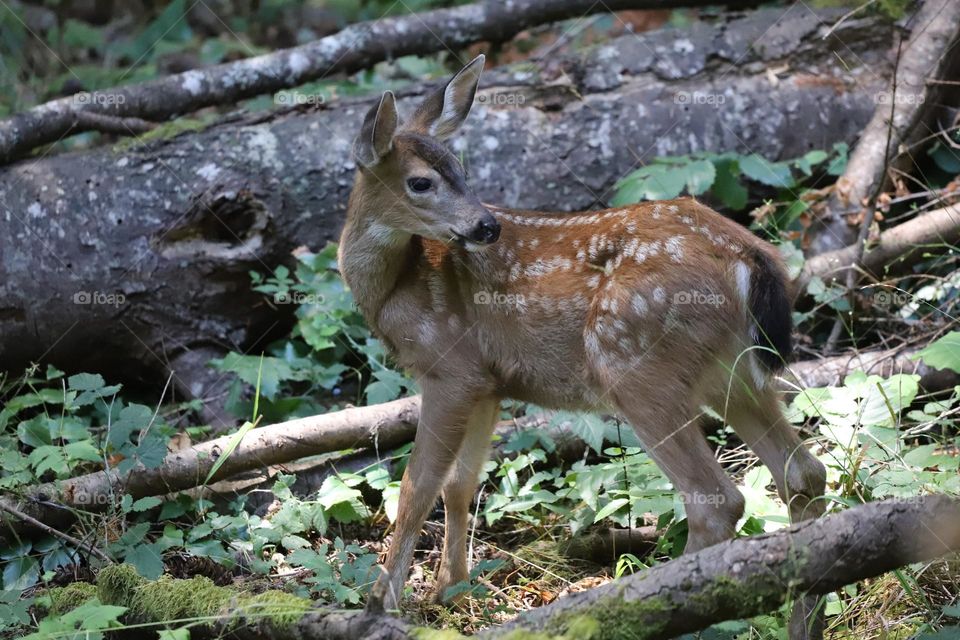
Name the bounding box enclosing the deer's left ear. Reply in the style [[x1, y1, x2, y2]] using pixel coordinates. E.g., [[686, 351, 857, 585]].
[[408, 54, 484, 139], [354, 90, 399, 167]]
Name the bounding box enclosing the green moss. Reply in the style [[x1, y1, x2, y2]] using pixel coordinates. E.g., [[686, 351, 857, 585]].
[[237, 590, 311, 630], [48, 582, 97, 615], [133, 575, 234, 622], [545, 592, 670, 640], [92, 563, 310, 632], [687, 575, 769, 617], [97, 563, 147, 607], [112, 117, 209, 152]]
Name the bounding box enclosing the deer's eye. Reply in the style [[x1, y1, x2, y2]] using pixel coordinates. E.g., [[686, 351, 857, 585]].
[[407, 177, 433, 193]]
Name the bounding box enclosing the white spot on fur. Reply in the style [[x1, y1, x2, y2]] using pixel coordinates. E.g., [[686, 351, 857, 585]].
[[631, 293, 648, 316], [665, 236, 684, 263], [734, 261, 751, 303], [197, 163, 220, 181], [586, 274, 601, 289], [653, 287, 666, 304]]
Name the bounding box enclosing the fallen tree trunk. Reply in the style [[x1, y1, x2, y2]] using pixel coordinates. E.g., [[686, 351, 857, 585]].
[[799, 202, 960, 289], [807, 0, 960, 255], [485, 495, 960, 640], [0, 397, 421, 543], [0, 7, 888, 416], [46, 496, 960, 640], [785, 345, 957, 390], [0, 0, 760, 164]]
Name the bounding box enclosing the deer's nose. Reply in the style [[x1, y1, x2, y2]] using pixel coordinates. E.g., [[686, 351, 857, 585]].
[[469, 214, 501, 244]]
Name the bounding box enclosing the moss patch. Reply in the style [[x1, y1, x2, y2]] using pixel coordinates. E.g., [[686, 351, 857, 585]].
[[133, 574, 234, 622], [237, 590, 311, 630], [48, 582, 97, 615], [92, 564, 311, 632], [544, 592, 669, 640]]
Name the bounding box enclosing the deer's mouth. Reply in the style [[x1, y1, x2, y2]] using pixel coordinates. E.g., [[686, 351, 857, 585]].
[[450, 230, 488, 253]]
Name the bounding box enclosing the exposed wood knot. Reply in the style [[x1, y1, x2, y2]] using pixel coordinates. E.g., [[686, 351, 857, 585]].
[[160, 187, 270, 260]]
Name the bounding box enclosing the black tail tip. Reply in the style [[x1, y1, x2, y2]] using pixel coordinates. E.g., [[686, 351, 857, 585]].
[[748, 248, 793, 372]]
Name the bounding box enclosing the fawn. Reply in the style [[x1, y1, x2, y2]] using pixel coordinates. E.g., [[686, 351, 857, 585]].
[[338, 55, 826, 635]]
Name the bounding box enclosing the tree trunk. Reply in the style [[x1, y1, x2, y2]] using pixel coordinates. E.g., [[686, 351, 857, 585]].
[[0, 7, 889, 413], [47, 496, 960, 640]]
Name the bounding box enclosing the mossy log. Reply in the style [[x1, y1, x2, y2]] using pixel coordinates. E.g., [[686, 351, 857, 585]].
[[0, 6, 889, 414], [37, 496, 960, 640]]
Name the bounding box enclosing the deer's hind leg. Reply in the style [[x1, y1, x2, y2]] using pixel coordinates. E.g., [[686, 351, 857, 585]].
[[725, 386, 826, 640], [609, 376, 745, 553]]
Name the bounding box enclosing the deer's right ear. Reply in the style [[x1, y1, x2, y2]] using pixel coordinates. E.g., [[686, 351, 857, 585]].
[[353, 91, 398, 167]]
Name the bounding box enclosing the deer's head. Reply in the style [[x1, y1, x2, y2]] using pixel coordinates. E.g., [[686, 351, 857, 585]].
[[351, 55, 499, 251]]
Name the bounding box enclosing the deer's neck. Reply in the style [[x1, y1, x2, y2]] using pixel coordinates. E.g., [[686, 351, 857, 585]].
[[338, 191, 413, 328]]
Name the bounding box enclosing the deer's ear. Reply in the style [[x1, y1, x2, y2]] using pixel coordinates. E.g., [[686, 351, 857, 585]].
[[354, 91, 399, 167], [407, 54, 484, 139]]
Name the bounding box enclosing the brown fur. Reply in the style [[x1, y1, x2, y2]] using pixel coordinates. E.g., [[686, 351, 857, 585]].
[[339, 57, 826, 621]]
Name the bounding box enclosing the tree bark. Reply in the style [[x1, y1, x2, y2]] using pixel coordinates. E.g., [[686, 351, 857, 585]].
[[483, 495, 960, 640], [0, 7, 890, 412], [0, 0, 762, 165], [786, 345, 957, 391], [806, 0, 960, 255], [0, 397, 421, 543], [49, 496, 960, 640], [799, 202, 960, 290]]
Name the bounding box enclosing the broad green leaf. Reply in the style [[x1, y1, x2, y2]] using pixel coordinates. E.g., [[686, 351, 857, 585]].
[[125, 542, 164, 579], [711, 158, 748, 210], [684, 159, 716, 196], [739, 154, 794, 188], [2, 556, 38, 591], [914, 332, 960, 373], [594, 498, 629, 522]]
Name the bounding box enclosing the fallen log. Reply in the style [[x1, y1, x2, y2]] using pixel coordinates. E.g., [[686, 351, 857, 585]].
[[0, 7, 888, 418], [0, 397, 421, 543], [784, 345, 957, 391], [484, 495, 960, 640], [807, 0, 960, 255], [0, 0, 761, 164], [799, 202, 960, 290], [41, 496, 960, 640]]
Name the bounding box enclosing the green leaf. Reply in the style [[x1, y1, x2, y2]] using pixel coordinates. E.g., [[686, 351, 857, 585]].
[[594, 498, 629, 522], [711, 159, 748, 210], [130, 496, 163, 512], [211, 353, 294, 400], [63, 440, 102, 463], [125, 543, 164, 579], [204, 420, 257, 485], [684, 159, 716, 196], [914, 332, 960, 373], [827, 142, 849, 176], [2, 556, 38, 590], [68, 372, 106, 392], [17, 417, 54, 448], [739, 154, 794, 188], [159, 629, 191, 640], [365, 368, 409, 404]]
